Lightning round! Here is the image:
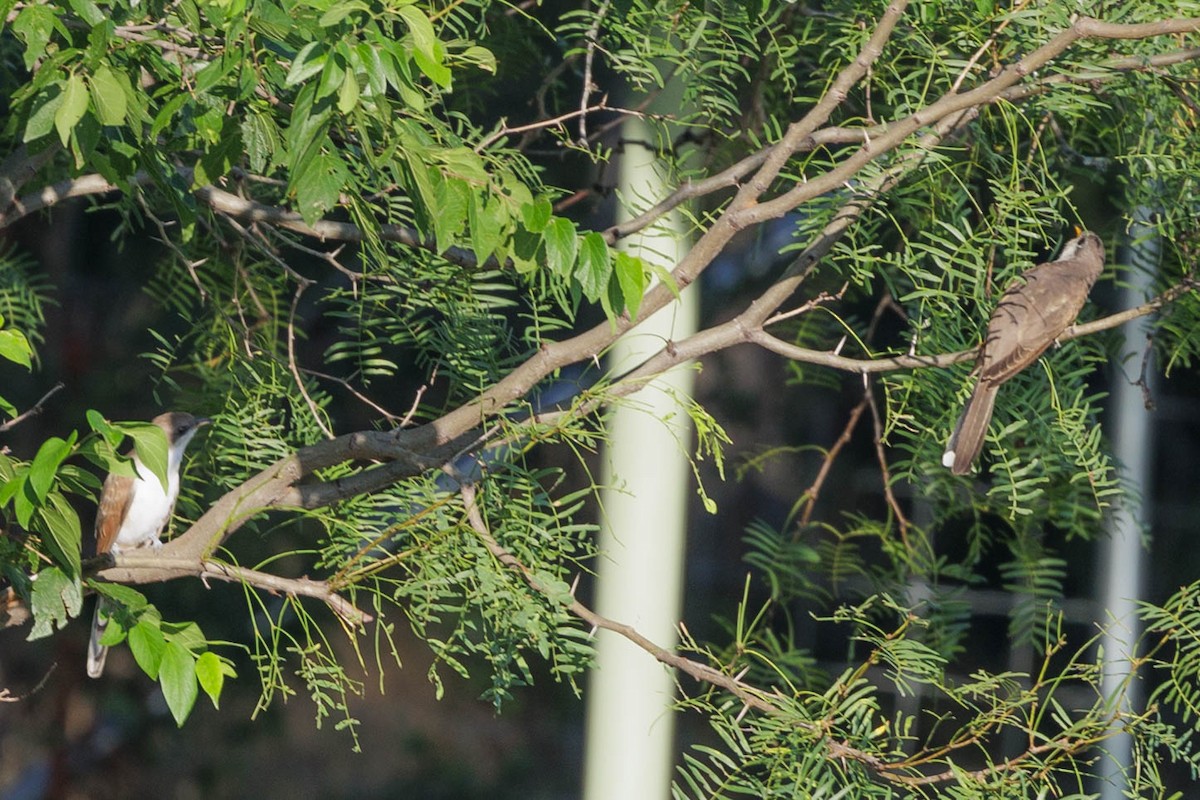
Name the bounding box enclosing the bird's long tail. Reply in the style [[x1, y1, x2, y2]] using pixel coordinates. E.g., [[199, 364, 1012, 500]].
[[942, 381, 998, 475], [87, 597, 109, 678]]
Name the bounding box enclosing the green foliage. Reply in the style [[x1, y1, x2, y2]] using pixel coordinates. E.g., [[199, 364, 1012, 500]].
[[91, 582, 237, 726], [0, 0, 1198, 793]]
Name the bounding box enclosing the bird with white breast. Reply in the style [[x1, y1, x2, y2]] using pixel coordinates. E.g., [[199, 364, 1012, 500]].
[[87, 411, 210, 678]]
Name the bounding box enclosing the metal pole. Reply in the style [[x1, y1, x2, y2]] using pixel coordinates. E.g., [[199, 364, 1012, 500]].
[[1099, 210, 1158, 798]]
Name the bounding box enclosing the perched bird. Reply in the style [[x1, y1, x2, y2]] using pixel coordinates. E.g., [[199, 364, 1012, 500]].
[[942, 232, 1105, 475], [87, 412, 209, 678]]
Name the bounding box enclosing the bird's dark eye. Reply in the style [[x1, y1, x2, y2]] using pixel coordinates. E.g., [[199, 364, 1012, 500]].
[[177, 424, 189, 435]]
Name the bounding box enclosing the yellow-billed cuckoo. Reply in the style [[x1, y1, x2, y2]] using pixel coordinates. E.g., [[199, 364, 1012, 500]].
[[87, 412, 209, 678], [942, 231, 1105, 475]]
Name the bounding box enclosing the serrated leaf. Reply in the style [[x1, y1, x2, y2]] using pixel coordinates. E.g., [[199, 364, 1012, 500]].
[[544, 217, 578, 276], [242, 111, 279, 173], [574, 232, 611, 303], [54, 74, 88, 146], [160, 641, 199, 727], [35, 492, 82, 577], [12, 6, 57, 70], [27, 566, 83, 640], [67, 0, 105, 25], [88, 66, 127, 125], [292, 150, 350, 225], [521, 197, 552, 233]]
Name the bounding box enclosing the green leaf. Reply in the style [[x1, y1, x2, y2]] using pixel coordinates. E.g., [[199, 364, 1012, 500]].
[[54, 74, 88, 147], [67, 0, 105, 25], [88, 66, 127, 125], [544, 217, 578, 276], [318, 0, 369, 27], [160, 641, 199, 726], [12, 5, 57, 71], [195, 651, 228, 708], [614, 251, 647, 320], [121, 421, 169, 491], [354, 42, 387, 95], [459, 45, 496, 74], [242, 111, 280, 174], [27, 566, 83, 640], [0, 328, 32, 368], [91, 581, 149, 610], [286, 42, 327, 87], [0, 466, 27, 510], [29, 433, 75, 503], [129, 619, 167, 678], [13, 476, 35, 527], [574, 232, 611, 303], [85, 409, 123, 447], [35, 491, 82, 577], [521, 197, 553, 233], [468, 194, 506, 264], [398, 5, 437, 65], [413, 47, 451, 89], [151, 92, 190, 138], [161, 619, 206, 652], [23, 86, 63, 143], [337, 71, 360, 113], [292, 150, 350, 225], [432, 177, 470, 253]]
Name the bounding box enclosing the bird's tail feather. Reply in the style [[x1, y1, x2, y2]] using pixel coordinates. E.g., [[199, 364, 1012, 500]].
[[942, 382, 998, 475], [87, 597, 109, 679]]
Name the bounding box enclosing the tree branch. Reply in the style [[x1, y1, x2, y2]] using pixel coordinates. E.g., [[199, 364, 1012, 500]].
[[95, 553, 373, 626], [0, 382, 64, 434]]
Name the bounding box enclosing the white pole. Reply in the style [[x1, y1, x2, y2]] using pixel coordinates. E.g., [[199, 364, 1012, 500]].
[[582, 118, 698, 800]]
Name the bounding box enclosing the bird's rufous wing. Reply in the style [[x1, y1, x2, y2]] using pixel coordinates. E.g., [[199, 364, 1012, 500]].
[[94, 472, 135, 554]]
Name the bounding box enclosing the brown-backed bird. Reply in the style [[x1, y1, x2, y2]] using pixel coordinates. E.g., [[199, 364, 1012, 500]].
[[942, 232, 1105, 475]]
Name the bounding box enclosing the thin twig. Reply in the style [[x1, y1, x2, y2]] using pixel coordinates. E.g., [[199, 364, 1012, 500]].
[[578, 0, 613, 144], [300, 367, 403, 423], [476, 101, 646, 152], [863, 374, 911, 546], [798, 396, 869, 528], [0, 382, 64, 433], [287, 281, 333, 438]]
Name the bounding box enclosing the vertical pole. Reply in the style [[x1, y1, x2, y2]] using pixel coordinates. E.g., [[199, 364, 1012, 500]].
[[582, 118, 698, 800], [1099, 212, 1158, 798]]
